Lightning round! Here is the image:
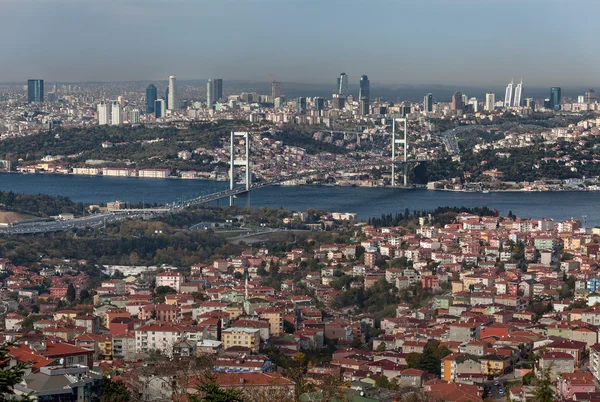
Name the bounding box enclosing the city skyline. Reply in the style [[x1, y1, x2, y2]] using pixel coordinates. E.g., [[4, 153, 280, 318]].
[[1, 0, 599, 87]]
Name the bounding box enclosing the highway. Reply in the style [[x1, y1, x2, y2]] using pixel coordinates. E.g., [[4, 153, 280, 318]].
[[0, 158, 434, 235]]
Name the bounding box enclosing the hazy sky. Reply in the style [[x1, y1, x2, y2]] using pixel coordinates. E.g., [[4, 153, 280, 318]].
[[1, 0, 598, 87]]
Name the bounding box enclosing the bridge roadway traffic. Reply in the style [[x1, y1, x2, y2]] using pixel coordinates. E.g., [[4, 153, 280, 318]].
[[0, 159, 433, 235]]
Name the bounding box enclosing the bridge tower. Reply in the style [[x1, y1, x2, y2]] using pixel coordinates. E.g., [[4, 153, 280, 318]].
[[229, 132, 251, 205], [391, 118, 408, 187]]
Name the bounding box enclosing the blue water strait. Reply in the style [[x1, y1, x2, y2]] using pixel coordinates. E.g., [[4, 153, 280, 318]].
[[2, 173, 600, 225]]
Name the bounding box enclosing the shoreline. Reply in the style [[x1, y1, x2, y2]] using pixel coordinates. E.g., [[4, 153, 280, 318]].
[[0, 171, 596, 193]]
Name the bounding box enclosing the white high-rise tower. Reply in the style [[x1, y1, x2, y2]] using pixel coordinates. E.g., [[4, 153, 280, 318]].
[[111, 101, 123, 125], [98, 101, 110, 125], [168, 75, 177, 110], [485, 93, 496, 111], [513, 80, 523, 107], [504, 80, 514, 108]]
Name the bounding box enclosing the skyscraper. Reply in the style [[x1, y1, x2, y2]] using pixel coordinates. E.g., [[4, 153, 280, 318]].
[[206, 79, 214, 107], [550, 87, 561, 110], [513, 80, 523, 107], [297, 97, 307, 114], [97, 101, 110, 125], [213, 79, 223, 103], [146, 84, 157, 114], [359, 75, 370, 100], [207, 79, 224, 107], [314, 97, 325, 113], [271, 81, 281, 99], [451, 92, 463, 111], [585, 89, 596, 104], [337, 73, 348, 97], [111, 101, 123, 126], [168, 75, 177, 110], [27, 79, 44, 103], [504, 80, 514, 108], [154, 99, 166, 118], [485, 93, 496, 111], [165, 87, 169, 109], [424, 93, 433, 112]]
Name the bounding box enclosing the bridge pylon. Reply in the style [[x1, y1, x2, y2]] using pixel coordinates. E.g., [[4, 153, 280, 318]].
[[229, 132, 251, 205], [391, 117, 408, 187]]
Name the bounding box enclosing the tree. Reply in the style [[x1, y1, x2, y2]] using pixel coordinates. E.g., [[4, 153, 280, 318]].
[[0, 343, 31, 401], [66, 283, 76, 303], [79, 289, 91, 302], [533, 364, 555, 402], [375, 342, 387, 352], [100, 378, 130, 402], [188, 372, 243, 402], [155, 286, 177, 295]]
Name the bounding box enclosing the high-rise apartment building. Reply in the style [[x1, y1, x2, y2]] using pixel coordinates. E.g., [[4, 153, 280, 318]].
[[27, 79, 44, 103], [168, 75, 177, 110], [97, 101, 110, 125], [337, 73, 348, 97], [146, 84, 157, 114], [513, 80, 523, 107], [271, 81, 281, 99], [129, 109, 140, 124], [485, 93, 496, 111], [526, 98, 535, 109], [504, 80, 514, 108], [314, 97, 325, 113], [111, 101, 123, 125], [585, 89, 596, 104], [550, 87, 561, 110], [424, 93, 433, 112], [468, 97, 479, 112], [451, 92, 463, 111], [360, 98, 369, 116], [297, 97, 307, 114], [359, 75, 370, 100], [332, 93, 345, 110]]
